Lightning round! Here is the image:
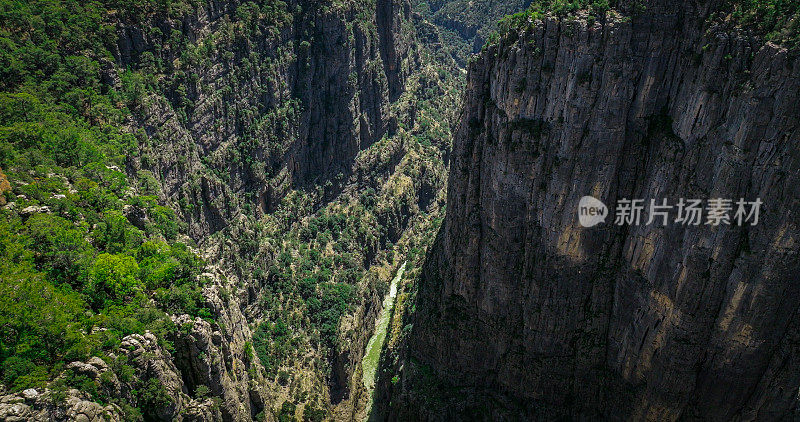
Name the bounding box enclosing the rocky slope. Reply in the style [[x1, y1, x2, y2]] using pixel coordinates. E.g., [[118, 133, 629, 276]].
[[394, 1, 800, 419], [110, 1, 409, 417], [0, 332, 223, 421], [119, 0, 456, 419], [112, 0, 413, 238], [0, 0, 460, 419]]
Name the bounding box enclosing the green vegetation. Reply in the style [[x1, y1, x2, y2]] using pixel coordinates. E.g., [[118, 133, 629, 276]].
[[0, 0, 453, 417], [252, 318, 293, 375], [245, 198, 379, 371], [523, 0, 613, 17], [0, 0, 211, 409], [486, 0, 617, 46], [277, 400, 297, 421], [302, 404, 325, 422], [413, 0, 530, 65], [44, 357, 170, 420], [717, 0, 800, 48], [483, 0, 800, 50]]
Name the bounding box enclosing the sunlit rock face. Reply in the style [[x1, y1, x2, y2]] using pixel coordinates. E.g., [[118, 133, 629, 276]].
[[405, 1, 800, 419]]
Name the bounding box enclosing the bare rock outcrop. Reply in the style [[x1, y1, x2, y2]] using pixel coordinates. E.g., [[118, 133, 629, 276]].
[[400, 2, 800, 420], [0, 388, 122, 422], [0, 331, 225, 422]]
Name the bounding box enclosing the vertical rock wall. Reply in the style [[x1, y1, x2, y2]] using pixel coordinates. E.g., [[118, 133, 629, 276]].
[[407, 2, 800, 419], [112, 0, 409, 238]]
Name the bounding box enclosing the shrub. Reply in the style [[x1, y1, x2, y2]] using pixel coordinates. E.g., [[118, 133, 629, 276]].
[[195, 384, 210, 399], [87, 253, 142, 308], [278, 400, 296, 422]]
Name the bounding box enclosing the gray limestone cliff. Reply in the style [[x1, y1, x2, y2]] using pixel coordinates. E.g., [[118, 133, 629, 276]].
[[109, 0, 416, 238], [400, 2, 800, 420]]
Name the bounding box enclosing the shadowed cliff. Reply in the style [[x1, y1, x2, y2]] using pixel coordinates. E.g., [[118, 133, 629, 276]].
[[395, 1, 800, 419]]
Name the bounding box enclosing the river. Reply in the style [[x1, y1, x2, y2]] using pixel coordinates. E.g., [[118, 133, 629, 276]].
[[361, 261, 406, 418]]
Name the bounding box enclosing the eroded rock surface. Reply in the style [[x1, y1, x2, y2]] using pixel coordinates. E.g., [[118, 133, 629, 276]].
[[0, 331, 227, 422]]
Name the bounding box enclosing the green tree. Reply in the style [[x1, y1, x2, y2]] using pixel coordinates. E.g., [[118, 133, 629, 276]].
[[87, 253, 141, 307], [0, 270, 85, 389], [25, 214, 92, 288]]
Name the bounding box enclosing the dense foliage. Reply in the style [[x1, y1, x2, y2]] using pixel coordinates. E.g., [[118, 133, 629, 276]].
[[484, 0, 616, 45], [0, 0, 212, 402]]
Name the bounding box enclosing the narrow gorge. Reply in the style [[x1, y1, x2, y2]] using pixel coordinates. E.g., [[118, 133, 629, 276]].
[[0, 0, 457, 419], [0, 0, 799, 421]]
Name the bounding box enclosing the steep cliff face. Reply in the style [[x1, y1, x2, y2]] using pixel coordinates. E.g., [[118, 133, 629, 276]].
[[108, 0, 414, 238], [403, 2, 800, 419]]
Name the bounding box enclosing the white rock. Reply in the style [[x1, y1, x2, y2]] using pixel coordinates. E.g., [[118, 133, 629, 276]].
[[21, 389, 37, 400], [20, 205, 50, 215]]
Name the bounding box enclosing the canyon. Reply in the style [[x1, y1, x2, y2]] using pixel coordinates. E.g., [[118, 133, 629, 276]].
[[0, 0, 455, 419], [1, 0, 799, 421]]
